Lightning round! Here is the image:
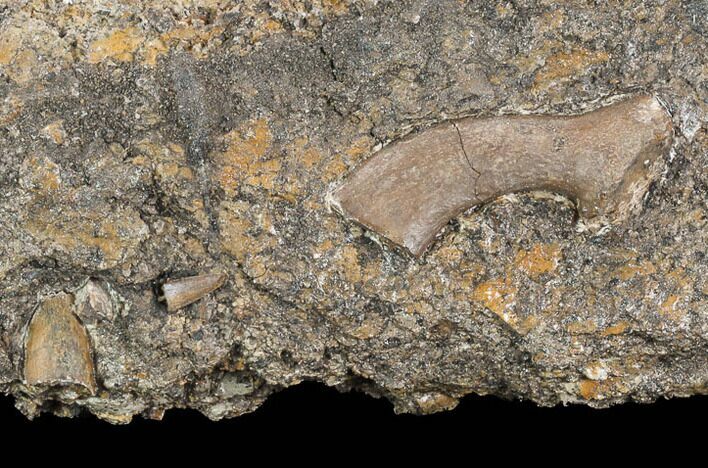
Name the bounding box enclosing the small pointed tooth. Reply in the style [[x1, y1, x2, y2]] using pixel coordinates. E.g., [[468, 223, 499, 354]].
[[161, 273, 226, 311]]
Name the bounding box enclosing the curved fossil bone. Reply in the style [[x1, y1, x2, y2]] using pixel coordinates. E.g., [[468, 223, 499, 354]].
[[331, 95, 673, 257], [161, 273, 226, 311]]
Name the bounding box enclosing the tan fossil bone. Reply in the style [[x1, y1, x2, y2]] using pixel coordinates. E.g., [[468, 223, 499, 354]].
[[161, 273, 226, 311], [24, 292, 97, 394], [331, 95, 673, 257]]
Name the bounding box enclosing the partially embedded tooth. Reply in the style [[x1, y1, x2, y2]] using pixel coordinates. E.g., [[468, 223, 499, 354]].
[[161, 272, 226, 312], [24, 293, 97, 394], [74, 278, 115, 323]]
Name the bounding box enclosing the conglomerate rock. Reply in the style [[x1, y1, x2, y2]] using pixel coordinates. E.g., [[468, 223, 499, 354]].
[[0, 0, 705, 423]]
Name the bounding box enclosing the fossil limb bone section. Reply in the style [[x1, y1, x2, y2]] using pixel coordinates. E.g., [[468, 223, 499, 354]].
[[24, 293, 97, 394], [332, 95, 673, 256]]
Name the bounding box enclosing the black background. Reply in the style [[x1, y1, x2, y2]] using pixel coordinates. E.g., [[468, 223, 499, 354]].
[[1, 382, 704, 448]]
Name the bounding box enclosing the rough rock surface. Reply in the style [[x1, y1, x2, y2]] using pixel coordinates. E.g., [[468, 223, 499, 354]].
[[0, 0, 705, 423]]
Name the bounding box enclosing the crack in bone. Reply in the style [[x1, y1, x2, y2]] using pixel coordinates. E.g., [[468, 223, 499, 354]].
[[452, 121, 481, 200]]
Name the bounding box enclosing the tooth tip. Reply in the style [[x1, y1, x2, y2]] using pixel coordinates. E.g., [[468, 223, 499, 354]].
[[162, 272, 227, 311]]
